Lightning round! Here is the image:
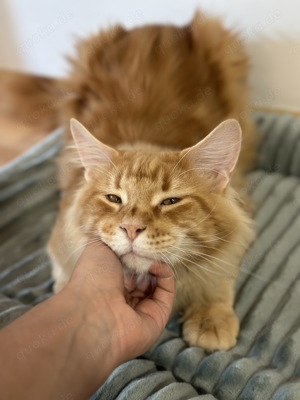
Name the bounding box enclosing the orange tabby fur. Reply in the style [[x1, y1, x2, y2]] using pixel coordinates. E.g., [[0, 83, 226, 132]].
[[0, 12, 257, 351]]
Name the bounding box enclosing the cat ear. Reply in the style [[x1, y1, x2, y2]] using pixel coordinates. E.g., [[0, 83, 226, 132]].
[[70, 118, 118, 180], [182, 119, 242, 192]]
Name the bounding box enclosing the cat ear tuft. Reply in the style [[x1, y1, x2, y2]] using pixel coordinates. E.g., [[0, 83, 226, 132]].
[[70, 118, 118, 180], [190, 10, 206, 31], [182, 119, 242, 192]]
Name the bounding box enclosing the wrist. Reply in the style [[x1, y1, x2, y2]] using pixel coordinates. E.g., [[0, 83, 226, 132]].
[[60, 283, 121, 378]]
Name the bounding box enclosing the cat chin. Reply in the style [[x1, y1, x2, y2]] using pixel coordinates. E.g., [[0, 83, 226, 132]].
[[120, 252, 153, 274]]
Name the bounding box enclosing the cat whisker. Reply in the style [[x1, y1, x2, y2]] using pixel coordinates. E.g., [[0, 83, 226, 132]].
[[173, 243, 275, 284], [176, 236, 244, 252], [171, 242, 239, 272], [167, 241, 263, 284], [167, 254, 212, 285], [165, 246, 228, 279], [160, 255, 178, 281], [158, 250, 198, 282], [198, 248, 273, 283], [173, 225, 242, 246]]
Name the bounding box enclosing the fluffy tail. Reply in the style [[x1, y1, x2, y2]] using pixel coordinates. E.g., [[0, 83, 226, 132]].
[[0, 70, 68, 131]]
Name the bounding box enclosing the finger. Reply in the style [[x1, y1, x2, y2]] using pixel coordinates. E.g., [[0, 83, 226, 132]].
[[149, 262, 174, 279], [150, 262, 175, 314], [135, 263, 175, 330]]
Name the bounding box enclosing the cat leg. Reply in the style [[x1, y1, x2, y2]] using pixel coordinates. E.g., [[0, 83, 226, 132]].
[[179, 274, 239, 352], [182, 301, 239, 351]]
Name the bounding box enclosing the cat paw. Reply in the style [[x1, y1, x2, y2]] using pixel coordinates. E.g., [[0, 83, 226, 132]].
[[182, 305, 239, 352]]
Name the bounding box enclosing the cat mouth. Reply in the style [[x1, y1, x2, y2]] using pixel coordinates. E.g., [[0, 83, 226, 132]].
[[123, 250, 153, 261], [120, 251, 154, 274]]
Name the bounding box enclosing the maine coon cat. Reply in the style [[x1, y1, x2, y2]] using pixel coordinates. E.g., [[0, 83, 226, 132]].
[[0, 12, 256, 351]]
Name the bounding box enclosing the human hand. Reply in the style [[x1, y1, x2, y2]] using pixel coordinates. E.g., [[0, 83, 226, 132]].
[[66, 241, 175, 365], [0, 241, 174, 400]]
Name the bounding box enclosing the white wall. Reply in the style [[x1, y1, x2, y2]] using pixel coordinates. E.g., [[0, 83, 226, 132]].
[[1, 0, 300, 111]]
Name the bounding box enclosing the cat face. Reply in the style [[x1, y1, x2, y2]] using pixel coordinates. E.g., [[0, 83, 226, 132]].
[[71, 119, 242, 274], [77, 152, 222, 273]]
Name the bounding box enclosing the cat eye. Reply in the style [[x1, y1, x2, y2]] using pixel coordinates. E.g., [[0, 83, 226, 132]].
[[106, 194, 122, 204], [160, 197, 181, 206]]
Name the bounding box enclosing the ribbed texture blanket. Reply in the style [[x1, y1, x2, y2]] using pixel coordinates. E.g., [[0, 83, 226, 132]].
[[0, 112, 300, 399]]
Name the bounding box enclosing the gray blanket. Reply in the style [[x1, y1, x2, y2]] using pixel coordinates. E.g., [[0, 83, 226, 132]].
[[1, 112, 300, 399]]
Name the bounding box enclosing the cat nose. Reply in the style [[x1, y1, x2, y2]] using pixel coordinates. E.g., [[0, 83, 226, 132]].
[[120, 223, 146, 241]]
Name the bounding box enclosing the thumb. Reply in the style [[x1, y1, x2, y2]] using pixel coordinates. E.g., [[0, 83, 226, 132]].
[[135, 262, 175, 331]]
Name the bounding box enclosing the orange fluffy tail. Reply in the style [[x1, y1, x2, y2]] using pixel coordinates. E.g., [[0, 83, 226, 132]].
[[0, 70, 67, 132]]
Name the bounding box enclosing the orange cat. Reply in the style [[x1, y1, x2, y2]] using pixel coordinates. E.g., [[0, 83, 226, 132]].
[[1, 12, 257, 351]]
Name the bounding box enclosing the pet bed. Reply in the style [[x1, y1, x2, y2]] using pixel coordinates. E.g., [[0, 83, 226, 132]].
[[0, 111, 300, 400]]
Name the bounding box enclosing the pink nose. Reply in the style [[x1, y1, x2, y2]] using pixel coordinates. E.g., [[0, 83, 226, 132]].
[[120, 223, 146, 241]]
